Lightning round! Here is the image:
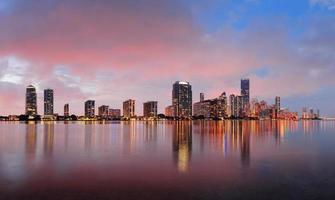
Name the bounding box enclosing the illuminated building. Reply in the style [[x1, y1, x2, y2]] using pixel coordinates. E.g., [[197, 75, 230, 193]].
[[165, 105, 175, 117], [193, 92, 227, 118], [241, 79, 250, 108], [25, 85, 37, 116], [44, 89, 54, 116], [98, 105, 109, 119], [64, 103, 69, 117], [172, 81, 192, 118], [84, 100, 95, 118], [109, 109, 121, 118], [275, 96, 281, 111], [143, 101, 158, 118], [123, 99, 135, 118], [229, 94, 243, 118]]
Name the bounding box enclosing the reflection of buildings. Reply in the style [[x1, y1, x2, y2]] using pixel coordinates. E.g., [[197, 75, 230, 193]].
[[143, 121, 158, 143], [43, 122, 55, 157], [172, 121, 192, 172], [25, 122, 37, 161]]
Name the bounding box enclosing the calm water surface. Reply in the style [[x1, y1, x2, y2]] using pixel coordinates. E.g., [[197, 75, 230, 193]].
[[0, 120, 335, 200]]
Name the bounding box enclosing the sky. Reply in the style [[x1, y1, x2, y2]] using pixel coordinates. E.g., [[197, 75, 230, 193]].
[[0, 0, 334, 116]]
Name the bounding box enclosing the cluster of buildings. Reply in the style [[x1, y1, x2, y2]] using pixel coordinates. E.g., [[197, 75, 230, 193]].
[[4, 79, 321, 121], [165, 80, 301, 120]]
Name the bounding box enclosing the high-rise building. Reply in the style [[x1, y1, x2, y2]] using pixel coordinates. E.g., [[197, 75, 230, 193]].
[[123, 99, 135, 118], [109, 109, 121, 118], [241, 79, 250, 107], [44, 89, 54, 116], [229, 94, 243, 118], [98, 105, 109, 118], [85, 100, 95, 118], [172, 81, 192, 118], [200, 93, 204, 102], [64, 103, 69, 117], [193, 92, 227, 118], [275, 96, 281, 111], [143, 101, 158, 118], [25, 85, 37, 116]]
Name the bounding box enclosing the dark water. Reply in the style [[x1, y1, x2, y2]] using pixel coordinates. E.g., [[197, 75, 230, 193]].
[[0, 120, 335, 200]]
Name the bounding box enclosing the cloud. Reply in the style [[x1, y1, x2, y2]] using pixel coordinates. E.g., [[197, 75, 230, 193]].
[[0, 0, 334, 115], [310, 0, 335, 10]]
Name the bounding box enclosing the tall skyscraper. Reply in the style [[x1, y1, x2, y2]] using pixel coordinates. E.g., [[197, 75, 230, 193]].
[[143, 101, 158, 118], [25, 85, 37, 116], [44, 89, 54, 116], [172, 81, 192, 118], [275, 96, 281, 111], [241, 79, 250, 107], [64, 103, 69, 117], [123, 99, 135, 118], [85, 100, 95, 118], [230, 94, 243, 118]]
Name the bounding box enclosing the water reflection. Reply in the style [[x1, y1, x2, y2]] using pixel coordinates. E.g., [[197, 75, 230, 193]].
[[1, 120, 335, 199], [173, 121, 192, 172]]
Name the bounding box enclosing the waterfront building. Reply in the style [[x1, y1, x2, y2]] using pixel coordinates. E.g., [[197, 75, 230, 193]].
[[229, 94, 243, 118], [64, 103, 69, 117], [98, 105, 109, 119], [25, 85, 37, 116], [44, 89, 54, 116], [165, 105, 175, 117], [109, 109, 121, 118], [193, 92, 227, 119], [143, 101, 158, 119], [241, 79, 250, 108], [85, 100, 95, 118], [172, 81, 192, 118], [123, 99, 135, 118]]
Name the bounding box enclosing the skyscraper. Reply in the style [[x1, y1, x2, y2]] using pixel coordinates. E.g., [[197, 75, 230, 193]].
[[64, 103, 69, 117], [275, 96, 281, 111], [25, 85, 37, 116], [85, 100, 95, 118], [241, 79, 250, 107], [143, 101, 158, 118], [172, 81, 192, 118], [44, 89, 54, 116], [123, 99, 135, 118]]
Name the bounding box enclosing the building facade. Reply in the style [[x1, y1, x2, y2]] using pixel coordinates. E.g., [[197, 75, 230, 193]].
[[98, 105, 109, 119], [26, 85, 37, 116], [123, 99, 135, 118], [229, 94, 243, 118], [85, 100, 95, 118], [64, 103, 69, 117], [143, 101, 158, 118], [241, 79, 250, 109], [172, 81, 192, 118], [44, 89, 54, 116], [109, 109, 121, 118], [165, 105, 175, 117], [193, 92, 227, 119]]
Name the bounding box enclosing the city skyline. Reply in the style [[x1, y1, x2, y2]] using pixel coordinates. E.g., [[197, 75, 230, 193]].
[[0, 0, 334, 116], [14, 79, 318, 120]]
